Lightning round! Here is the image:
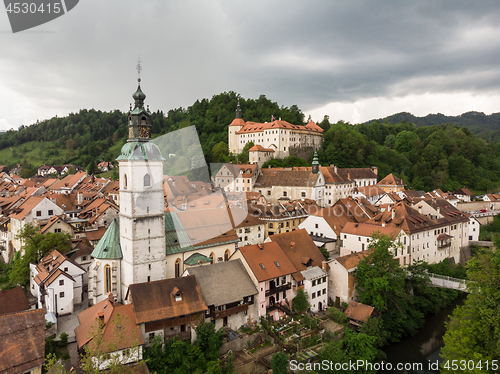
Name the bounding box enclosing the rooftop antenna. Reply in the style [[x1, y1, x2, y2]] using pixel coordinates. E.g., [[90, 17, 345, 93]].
[[136, 57, 142, 83]]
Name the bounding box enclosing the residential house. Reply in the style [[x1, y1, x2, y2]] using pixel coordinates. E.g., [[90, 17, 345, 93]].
[[247, 202, 309, 238], [48, 171, 87, 194], [126, 276, 208, 344], [182, 259, 259, 330], [97, 161, 114, 172], [9, 196, 64, 252], [213, 163, 259, 193], [0, 309, 45, 374], [352, 185, 386, 205], [344, 301, 378, 327], [30, 249, 86, 316], [231, 206, 265, 247], [453, 187, 474, 203], [268, 229, 329, 312], [377, 173, 406, 193], [326, 250, 369, 305], [75, 293, 144, 371], [231, 242, 296, 321]]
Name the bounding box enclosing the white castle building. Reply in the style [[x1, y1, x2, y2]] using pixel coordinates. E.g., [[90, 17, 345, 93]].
[[228, 102, 324, 159]]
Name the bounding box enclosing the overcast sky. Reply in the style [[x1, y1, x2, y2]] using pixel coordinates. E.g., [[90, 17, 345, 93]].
[[1, 0, 500, 131]]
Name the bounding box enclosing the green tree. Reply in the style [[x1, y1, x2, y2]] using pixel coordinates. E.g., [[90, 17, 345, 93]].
[[316, 328, 382, 374], [441, 246, 500, 372], [355, 234, 423, 342], [5, 224, 71, 289], [87, 158, 97, 175], [211, 142, 229, 163], [292, 288, 310, 314], [271, 352, 289, 374], [195, 322, 225, 362]]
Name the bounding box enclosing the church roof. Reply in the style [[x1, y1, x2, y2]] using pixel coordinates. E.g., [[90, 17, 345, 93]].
[[91, 218, 122, 259], [116, 141, 165, 161], [183, 252, 212, 266]]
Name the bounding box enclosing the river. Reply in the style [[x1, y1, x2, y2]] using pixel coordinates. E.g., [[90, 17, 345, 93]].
[[380, 295, 467, 373]]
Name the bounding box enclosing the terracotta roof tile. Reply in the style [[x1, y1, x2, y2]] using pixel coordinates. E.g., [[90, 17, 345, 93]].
[[239, 242, 297, 282], [127, 276, 208, 324], [0, 309, 45, 374], [344, 300, 377, 322], [0, 287, 29, 315]]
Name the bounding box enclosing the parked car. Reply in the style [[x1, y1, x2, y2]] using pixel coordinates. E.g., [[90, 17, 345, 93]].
[[480, 209, 487, 213]]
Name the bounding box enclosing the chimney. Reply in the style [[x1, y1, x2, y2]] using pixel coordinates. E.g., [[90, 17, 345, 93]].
[[371, 166, 378, 176], [382, 222, 385, 227], [290, 241, 295, 252], [418, 205, 422, 215], [388, 205, 391, 212], [322, 261, 328, 271], [334, 166, 338, 174], [348, 173, 351, 180], [437, 207, 440, 215], [391, 209, 395, 220]]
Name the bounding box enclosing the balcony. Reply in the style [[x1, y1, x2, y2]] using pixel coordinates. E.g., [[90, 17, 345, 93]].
[[212, 303, 248, 320], [265, 283, 291, 297], [438, 242, 451, 249]]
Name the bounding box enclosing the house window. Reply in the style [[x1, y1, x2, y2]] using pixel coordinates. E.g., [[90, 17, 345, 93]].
[[322, 289, 326, 295], [283, 191, 287, 197], [54, 228, 61, 233], [224, 249, 230, 261], [104, 264, 112, 293], [269, 223, 274, 229], [149, 332, 155, 341], [315, 223, 319, 229], [48, 210, 53, 216], [36, 211, 41, 217], [267, 191, 271, 196], [82, 256, 87, 261], [59, 280, 64, 286], [302, 192, 306, 198], [59, 292, 65, 298]]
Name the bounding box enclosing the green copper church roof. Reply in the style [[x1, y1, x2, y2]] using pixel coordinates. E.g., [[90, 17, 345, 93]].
[[165, 212, 195, 255], [183, 252, 212, 266], [116, 141, 165, 161], [91, 218, 122, 259]]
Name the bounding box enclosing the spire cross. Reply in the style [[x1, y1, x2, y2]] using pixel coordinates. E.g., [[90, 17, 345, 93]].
[[136, 58, 142, 82]]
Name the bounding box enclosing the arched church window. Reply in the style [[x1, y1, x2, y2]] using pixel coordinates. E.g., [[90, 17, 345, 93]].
[[144, 174, 151, 187], [175, 258, 181, 278], [104, 264, 112, 294], [224, 249, 230, 261], [124, 174, 128, 189]]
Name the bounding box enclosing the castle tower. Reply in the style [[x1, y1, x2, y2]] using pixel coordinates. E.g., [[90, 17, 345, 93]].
[[116, 63, 167, 301], [228, 101, 245, 155]]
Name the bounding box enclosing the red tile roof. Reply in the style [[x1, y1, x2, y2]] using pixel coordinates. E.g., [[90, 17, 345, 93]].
[[127, 276, 208, 324], [0, 309, 45, 374], [344, 300, 378, 322], [0, 287, 30, 315], [239, 242, 297, 282], [75, 293, 144, 353]]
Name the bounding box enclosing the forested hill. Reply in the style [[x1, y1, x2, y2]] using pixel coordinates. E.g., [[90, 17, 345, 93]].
[[0, 92, 305, 174], [364, 111, 500, 143], [1, 92, 500, 194]]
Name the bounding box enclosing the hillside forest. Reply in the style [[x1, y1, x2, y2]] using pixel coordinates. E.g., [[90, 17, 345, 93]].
[[1, 91, 500, 194]]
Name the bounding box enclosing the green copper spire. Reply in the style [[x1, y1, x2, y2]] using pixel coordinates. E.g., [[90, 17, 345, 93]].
[[312, 151, 319, 174]]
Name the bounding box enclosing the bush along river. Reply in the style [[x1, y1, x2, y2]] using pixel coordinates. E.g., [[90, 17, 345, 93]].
[[379, 294, 467, 373]]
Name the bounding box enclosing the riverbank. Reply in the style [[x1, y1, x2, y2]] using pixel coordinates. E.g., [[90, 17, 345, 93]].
[[380, 294, 467, 373]]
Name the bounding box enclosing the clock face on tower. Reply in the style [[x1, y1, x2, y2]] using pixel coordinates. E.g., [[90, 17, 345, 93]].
[[139, 126, 150, 138]]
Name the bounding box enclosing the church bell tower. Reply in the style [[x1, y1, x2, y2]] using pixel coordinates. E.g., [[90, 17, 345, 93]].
[[116, 60, 167, 301]]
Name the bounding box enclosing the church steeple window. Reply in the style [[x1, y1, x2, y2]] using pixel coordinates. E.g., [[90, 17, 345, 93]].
[[144, 174, 151, 187], [123, 174, 128, 189]]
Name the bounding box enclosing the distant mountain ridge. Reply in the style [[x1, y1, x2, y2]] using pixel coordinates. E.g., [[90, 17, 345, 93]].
[[364, 111, 500, 143]]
